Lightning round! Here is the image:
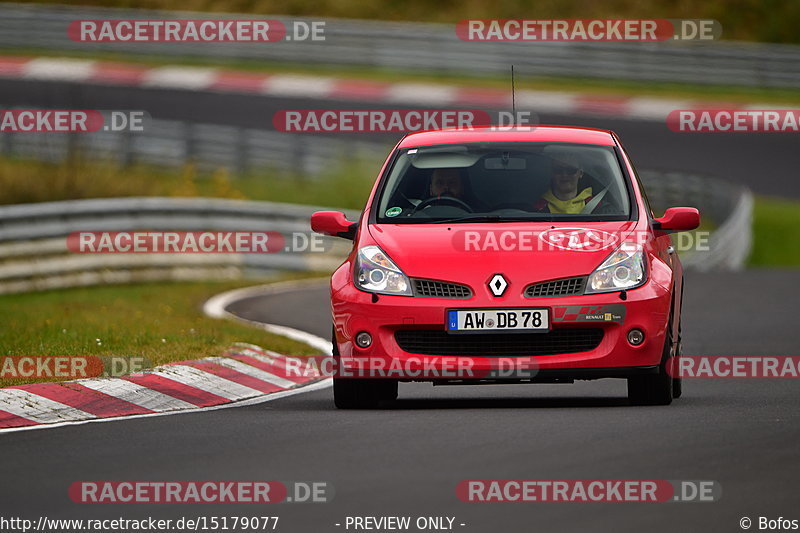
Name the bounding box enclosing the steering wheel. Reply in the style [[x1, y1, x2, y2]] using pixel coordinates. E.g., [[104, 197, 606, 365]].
[[412, 196, 474, 214]]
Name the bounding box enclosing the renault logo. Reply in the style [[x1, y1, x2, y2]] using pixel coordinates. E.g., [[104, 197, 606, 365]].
[[488, 274, 508, 297]]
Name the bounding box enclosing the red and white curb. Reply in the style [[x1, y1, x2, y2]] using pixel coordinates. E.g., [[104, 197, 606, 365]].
[[0, 280, 333, 433], [0, 55, 772, 122], [0, 345, 329, 433]]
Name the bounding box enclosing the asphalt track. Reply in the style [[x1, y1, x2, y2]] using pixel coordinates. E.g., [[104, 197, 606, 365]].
[[0, 78, 799, 197], [1, 271, 799, 532], [1, 78, 799, 532]]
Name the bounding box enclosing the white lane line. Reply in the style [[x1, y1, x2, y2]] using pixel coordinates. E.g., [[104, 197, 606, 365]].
[[263, 323, 332, 354], [78, 378, 196, 412], [202, 279, 333, 355], [147, 364, 264, 401], [0, 389, 95, 424], [206, 357, 298, 389], [23, 58, 96, 82], [142, 66, 218, 90]]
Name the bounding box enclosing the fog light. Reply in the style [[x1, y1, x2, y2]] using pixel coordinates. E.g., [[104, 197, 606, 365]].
[[627, 329, 645, 346], [355, 331, 372, 348]]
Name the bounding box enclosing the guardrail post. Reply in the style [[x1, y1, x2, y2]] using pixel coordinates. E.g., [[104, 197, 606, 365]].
[[0, 132, 11, 156], [183, 122, 195, 165], [118, 129, 134, 167], [236, 127, 247, 176]]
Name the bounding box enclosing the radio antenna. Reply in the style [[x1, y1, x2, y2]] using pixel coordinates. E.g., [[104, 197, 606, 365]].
[[511, 65, 516, 122]]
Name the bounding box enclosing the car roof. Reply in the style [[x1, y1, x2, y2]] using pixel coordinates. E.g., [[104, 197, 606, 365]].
[[397, 125, 617, 148]]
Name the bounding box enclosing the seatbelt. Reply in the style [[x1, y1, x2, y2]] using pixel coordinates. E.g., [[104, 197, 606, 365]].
[[581, 187, 609, 214]]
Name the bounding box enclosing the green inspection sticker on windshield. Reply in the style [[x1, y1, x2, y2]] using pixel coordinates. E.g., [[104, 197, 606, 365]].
[[385, 207, 403, 217]]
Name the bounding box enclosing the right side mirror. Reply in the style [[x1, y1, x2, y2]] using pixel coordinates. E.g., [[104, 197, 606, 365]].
[[654, 207, 700, 232]]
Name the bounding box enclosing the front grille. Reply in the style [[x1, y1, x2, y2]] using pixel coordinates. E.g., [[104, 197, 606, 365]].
[[412, 279, 472, 299], [525, 276, 587, 298], [395, 328, 603, 357]]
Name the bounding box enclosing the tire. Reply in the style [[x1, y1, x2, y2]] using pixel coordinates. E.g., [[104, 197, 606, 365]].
[[331, 327, 398, 409], [672, 320, 683, 399], [627, 316, 675, 406], [672, 374, 683, 399]]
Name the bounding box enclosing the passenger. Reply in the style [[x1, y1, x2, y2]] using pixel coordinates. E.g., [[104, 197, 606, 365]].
[[533, 153, 596, 214]]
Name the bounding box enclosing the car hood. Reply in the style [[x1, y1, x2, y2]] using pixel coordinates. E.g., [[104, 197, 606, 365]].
[[366, 221, 640, 290]]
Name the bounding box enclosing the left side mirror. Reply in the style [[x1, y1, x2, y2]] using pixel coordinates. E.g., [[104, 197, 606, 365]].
[[654, 207, 700, 232], [311, 211, 358, 240]]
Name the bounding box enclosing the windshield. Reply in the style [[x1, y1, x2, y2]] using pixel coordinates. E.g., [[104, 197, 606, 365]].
[[375, 142, 632, 223]]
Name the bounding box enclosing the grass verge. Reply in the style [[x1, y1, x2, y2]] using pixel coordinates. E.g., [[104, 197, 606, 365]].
[[0, 156, 376, 210], [0, 276, 324, 388], [748, 196, 800, 267], [16, 0, 800, 44]]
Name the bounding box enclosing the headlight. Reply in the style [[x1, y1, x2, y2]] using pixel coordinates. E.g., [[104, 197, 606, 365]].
[[355, 245, 412, 296], [585, 243, 646, 293]]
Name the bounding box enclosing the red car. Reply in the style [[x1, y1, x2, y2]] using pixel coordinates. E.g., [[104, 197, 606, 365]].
[[312, 126, 699, 408]]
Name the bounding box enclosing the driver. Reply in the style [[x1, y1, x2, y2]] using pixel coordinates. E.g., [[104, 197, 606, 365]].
[[411, 167, 485, 213], [429, 168, 466, 200]]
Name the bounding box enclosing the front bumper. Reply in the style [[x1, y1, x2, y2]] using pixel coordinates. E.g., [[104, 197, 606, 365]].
[[331, 272, 672, 380]]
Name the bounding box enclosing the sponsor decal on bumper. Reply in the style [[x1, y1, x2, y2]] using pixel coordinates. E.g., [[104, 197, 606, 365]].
[[552, 304, 626, 323]]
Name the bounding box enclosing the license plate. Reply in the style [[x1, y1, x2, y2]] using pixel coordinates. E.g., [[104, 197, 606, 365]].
[[446, 308, 549, 333]]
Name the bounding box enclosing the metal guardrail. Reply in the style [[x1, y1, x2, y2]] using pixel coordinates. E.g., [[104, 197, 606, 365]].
[[0, 113, 391, 177], [639, 171, 753, 270], [0, 3, 799, 88], [0, 176, 752, 294], [0, 197, 358, 294]]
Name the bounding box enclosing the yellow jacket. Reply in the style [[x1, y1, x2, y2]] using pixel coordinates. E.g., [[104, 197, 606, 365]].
[[539, 187, 594, 214]]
